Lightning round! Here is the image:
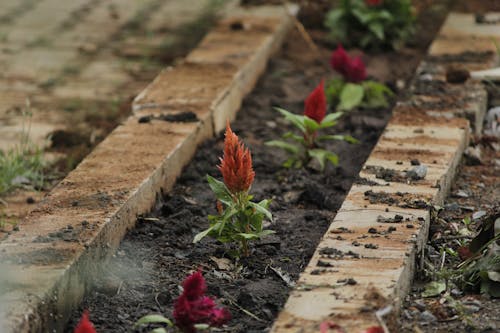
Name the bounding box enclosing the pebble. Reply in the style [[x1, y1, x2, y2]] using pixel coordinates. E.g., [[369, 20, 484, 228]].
[[472, 210, 487, 220], [419, 310, 437, 323], [406, 165, 427, 180], [414, 299, 426, 311], [454, 189, 469, 198]]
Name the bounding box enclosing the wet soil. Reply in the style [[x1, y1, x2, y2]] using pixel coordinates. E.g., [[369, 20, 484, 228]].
[[65, 2, 452, 332]]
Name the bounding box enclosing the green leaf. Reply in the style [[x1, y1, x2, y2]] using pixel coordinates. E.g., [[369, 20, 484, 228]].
[[152, 328, 167, 333], [134, 314, 174, 328], [274, 107, 306, 133], [422, 280, 446, 298], [368, 22, 385, 40], [317, 135, 359, 144], [237, 233, 261, 240], [339, 84, 364, 111], [320, 112, 344, 127], [193, 323, 211, 330], [249, 200, 273, 222], [362, 81, 393, 109], [283, 132, 305, 144], [193, 224, 217, 243], [308, 149, 339, 170], [303, 116, 320, 133], [265, 140, 300, 154], [206, 175, 232, 205]]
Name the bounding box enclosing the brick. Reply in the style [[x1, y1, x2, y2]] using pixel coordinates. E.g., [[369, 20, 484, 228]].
[[0, 5, 296, 332]]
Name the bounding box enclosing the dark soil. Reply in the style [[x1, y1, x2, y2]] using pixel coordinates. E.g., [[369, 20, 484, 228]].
[[65, 2, 451, 332]]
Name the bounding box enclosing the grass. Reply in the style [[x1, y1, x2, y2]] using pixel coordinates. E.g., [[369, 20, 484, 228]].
[[0, 108, 45, 196]]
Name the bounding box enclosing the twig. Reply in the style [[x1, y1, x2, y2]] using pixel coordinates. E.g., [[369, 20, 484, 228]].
[[222, 292, 265, 323], [375, 305, 393, 333], [440, 251, 446, 270]]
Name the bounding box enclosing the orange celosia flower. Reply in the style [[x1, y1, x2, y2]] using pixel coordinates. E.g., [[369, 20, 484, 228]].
[[218, 122, 255, 194]]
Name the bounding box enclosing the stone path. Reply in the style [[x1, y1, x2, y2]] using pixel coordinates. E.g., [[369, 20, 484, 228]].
[[0, 0, 222, 227], [0, 0, 217, 152]]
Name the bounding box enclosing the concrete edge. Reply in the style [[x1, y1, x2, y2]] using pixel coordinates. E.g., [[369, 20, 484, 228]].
[[0, 4, 297, 333], [270, 10, 495, 333]]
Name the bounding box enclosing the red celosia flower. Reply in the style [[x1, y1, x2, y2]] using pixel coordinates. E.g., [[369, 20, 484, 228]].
[[218, 122, 255, 194], [74, 310, 96, 333], [304, 80, 327, 124], [173, 272, 231, 333], [181, 270, 207, 300], [330, 44, 367, 83], [366, 0, 383, 6]]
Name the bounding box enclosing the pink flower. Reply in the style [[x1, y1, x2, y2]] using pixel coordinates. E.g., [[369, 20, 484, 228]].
[[219, 122, 255, 194], [304, 80, 327, 123], [173, 272, 231, 333], [74, 310, 96, 333], [330, 44, 367, 83], [366, 0, 383, 6]]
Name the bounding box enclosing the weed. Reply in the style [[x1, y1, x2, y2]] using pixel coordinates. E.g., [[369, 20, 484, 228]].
[[0, 102, 45, 196]]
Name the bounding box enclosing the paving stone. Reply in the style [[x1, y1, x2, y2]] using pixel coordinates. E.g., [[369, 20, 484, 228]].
[[271, 10, 489, 333], [0, 5, 296, 332], [428, 12, 500, 69]]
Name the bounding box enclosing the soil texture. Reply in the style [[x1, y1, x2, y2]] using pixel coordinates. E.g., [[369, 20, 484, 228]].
[[65, 2, 451, 332]]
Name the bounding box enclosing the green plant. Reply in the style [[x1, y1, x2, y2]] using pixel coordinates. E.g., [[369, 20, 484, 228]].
[[266, 81, 357, 170], [135, 271, 231, 333], [325, 0, 415, 50], [328, 45, 393, 111], [0, 108, 45, 196], [193, 123, 273, 257]]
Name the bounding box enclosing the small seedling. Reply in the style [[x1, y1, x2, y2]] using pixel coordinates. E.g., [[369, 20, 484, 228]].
[[327, 44, 393, 111], [0, 105, 45, 196], [194, 123, 273, 257], [267, 80, 358, 170]]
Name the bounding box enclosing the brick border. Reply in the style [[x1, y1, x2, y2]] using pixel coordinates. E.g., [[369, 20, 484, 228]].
[[0, 5, 298, 333], [270, 11, 498, 332]]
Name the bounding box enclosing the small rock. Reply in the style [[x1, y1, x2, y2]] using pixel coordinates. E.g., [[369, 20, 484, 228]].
[[450, 288, 463, 297], [484, 107, 500, 137], [464, 146, 482, 165], [472, 210, 487, 220], [420, 310, 437, 323], [265, 120, 276, 128], [454, 189, 469, 198], [410, 159, 420, 166], [406, 165, 427, 180], [414, 299, 426, 311], [11, 176, 30, 185]]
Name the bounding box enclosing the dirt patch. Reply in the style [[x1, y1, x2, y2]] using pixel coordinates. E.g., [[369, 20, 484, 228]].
[[63, 2, 451, 331]]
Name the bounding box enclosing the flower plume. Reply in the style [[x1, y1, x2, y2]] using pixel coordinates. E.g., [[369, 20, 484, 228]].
[[330, 44, 367, 83], [304, 80, 327, 124], [219, 122, 255, 194], [173, 271, 231, 333], [74, 310, 96, 333]]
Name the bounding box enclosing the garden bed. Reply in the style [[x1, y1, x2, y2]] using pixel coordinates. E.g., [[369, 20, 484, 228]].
[[64, 2, 452, 331]]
